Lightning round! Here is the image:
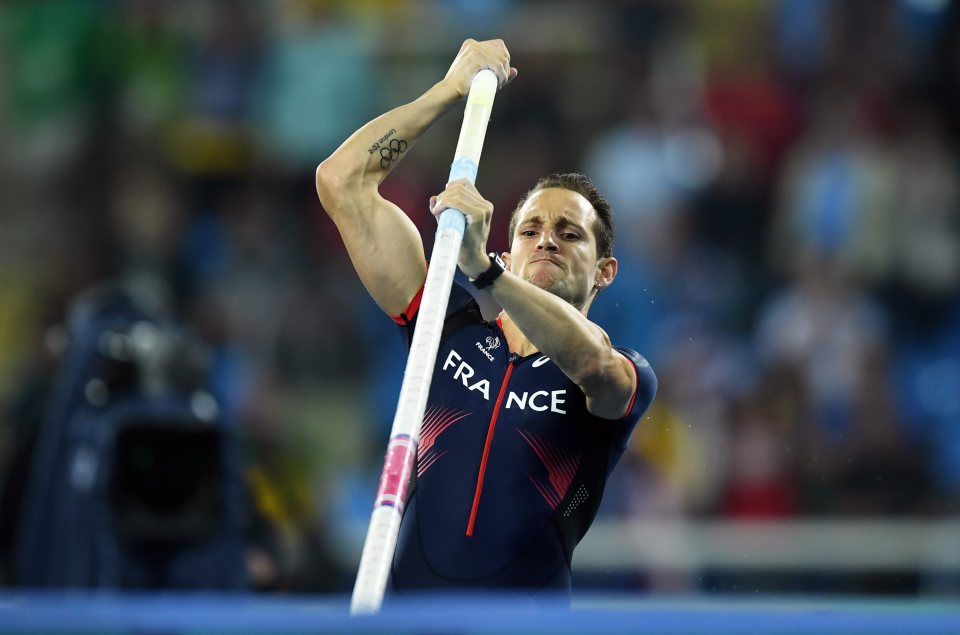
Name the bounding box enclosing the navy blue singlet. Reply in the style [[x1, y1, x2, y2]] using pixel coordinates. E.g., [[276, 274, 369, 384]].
[[388, 281, 657, 597]]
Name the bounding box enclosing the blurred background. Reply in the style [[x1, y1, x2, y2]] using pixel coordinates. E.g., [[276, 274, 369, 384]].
[[1, 0, 959, 598]]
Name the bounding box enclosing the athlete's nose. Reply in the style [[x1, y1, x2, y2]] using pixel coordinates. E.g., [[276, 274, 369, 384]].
[[536, 230, 559, 252]]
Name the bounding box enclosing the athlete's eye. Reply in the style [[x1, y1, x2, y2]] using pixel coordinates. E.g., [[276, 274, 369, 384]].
[[520, 230, 537, 237], [561, 232, 580, 240]]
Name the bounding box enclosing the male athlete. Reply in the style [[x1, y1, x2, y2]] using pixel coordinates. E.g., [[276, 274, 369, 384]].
[[316, 39, 656, 597]]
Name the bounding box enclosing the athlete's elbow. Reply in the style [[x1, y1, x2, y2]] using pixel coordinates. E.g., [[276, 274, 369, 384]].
[[316, 160, 378, 218], [314, 161, 329, 188], [315, 161, 343, 208]]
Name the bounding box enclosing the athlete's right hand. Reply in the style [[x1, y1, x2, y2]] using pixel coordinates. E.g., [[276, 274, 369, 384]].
[[443, 38, 517, 98], [430, 179, 495, 281]]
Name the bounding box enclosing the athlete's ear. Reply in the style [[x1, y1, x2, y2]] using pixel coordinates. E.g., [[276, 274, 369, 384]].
[[595, 256, 617, 289], [501, 251, 512, 270]]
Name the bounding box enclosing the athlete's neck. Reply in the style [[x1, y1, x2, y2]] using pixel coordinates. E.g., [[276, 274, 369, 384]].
[[497, 312, 540, 357]]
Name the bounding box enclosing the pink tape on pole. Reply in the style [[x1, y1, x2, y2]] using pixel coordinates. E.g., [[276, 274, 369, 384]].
[[374, 434, 416, 513]]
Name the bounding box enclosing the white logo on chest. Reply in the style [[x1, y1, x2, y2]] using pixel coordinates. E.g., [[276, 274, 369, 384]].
[[504, 390, 566, 414], [443, 349, 491, 400], [442, 349, 566, 413], [475, 336, 500, 362]]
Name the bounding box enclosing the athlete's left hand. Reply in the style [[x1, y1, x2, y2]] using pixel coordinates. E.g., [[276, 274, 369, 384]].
[[429, 179, 496, 279]]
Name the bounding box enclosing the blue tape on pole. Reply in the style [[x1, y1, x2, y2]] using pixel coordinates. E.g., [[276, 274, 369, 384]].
[[437, 158, 477, 237], [437, 208, 466, 235], [449, 158, 479, 184]]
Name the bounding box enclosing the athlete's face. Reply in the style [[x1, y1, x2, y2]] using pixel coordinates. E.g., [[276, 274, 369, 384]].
[[503, 188, 617, 312]]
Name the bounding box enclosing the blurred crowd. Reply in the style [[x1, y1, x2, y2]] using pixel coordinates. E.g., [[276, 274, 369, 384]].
[[1, 0, 959, 594]]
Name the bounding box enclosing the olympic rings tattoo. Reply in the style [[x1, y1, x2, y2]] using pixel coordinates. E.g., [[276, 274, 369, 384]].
[[380, 139, 408, 169]]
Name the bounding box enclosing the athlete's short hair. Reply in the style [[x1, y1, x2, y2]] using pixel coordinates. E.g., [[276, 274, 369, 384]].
[[508, 173, 615, 259]]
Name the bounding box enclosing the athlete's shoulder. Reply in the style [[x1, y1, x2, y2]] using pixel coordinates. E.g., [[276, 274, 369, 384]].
[[613, 346, 657, 418], [390, 277, 480, 328]]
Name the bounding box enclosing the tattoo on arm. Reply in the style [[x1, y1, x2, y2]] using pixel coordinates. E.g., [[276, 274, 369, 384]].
[[368, 129, 408, 169], [379, 138, 408, 169]]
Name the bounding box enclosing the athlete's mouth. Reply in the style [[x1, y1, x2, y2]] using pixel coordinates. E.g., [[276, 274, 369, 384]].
[[529, 256, 563, 268]]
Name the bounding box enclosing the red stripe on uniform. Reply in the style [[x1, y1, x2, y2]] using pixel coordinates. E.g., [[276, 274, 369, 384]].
[[619, 357, 641, 420], [389, 284, 425, 325], [466, 361, 515, 537]]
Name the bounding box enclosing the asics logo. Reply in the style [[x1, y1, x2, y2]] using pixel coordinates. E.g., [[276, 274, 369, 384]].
[[532, 356, 550, 368]]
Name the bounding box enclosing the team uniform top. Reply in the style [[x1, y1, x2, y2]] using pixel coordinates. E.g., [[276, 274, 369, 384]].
[[387, 281, 657, 596]]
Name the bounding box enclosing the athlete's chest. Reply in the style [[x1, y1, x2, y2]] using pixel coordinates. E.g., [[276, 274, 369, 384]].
[[436, 323, 581, 408], [419, 323, 589, 524], [423, 323, 588, 459]]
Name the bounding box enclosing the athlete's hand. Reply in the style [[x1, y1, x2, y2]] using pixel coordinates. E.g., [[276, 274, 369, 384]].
[[442, 38, 517, 99], [430, 179, 496, 279]]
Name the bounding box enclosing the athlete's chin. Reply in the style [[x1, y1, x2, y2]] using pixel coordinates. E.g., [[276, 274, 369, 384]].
[[526, 275, 583, 307], [526, 272, 561, 292]]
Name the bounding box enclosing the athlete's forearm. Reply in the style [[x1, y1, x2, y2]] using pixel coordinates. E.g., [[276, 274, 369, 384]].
[[490, 273, 615, 387], [317, 80, 461, 195], [491, 273, 635, 419]]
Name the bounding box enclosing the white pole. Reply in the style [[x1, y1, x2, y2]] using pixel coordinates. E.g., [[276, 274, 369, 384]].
[[350, 69, 500, 615]]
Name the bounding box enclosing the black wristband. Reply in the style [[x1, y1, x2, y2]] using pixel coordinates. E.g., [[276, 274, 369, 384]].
[[470, 252, 506, 290]]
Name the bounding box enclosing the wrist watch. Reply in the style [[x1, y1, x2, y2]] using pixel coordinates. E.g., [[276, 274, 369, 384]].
[[470, 252, 506, 290]]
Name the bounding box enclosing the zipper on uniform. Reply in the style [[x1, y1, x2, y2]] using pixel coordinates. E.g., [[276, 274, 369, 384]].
[[466, 353, 517, 536]]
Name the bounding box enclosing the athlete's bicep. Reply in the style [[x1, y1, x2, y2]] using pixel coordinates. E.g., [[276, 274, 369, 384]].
[[324, 185, 428, 316]]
